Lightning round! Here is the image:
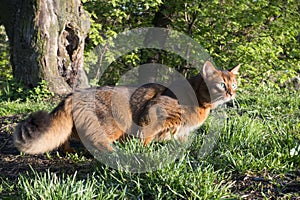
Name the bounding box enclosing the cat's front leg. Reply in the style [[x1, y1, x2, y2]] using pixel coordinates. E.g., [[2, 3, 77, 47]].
[[139, 96, 183, 145]]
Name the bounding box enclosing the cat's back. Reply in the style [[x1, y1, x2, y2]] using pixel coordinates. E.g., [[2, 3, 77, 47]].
[[72, 83, 173, 126]]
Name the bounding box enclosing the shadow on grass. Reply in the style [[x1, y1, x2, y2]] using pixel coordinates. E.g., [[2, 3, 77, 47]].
[[0, 115, 95, 181]]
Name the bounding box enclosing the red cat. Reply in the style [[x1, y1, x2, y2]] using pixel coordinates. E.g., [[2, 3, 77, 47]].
[[14, 61, 240, 154]]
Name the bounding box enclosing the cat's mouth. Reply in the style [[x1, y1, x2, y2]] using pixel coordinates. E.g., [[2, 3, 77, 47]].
[[212, 96, 224, 103]]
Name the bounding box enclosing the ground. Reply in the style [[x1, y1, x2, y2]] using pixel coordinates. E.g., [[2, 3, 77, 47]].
[[0, 114, 299, 199]]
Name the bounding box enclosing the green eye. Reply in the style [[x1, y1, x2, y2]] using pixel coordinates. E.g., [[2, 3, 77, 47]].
[[219, 82, 226, 89], [232, 83, 237, 89]]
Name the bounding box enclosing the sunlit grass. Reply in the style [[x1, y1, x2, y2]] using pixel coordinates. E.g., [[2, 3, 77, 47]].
[[0, 100, 53, 116]]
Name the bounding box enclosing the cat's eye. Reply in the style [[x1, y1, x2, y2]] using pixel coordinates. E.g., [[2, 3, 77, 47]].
[[232, 83, 237, 89], [219, 82, 226, 89]]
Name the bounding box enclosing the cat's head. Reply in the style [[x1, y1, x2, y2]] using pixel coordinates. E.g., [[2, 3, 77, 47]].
[[201, 61, 240, 108]]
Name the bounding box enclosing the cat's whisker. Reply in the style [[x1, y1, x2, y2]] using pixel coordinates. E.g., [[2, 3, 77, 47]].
[[232, 98, 241, 109]]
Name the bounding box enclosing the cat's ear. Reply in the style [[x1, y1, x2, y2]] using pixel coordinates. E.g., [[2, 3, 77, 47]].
[[229, 64, 240, 75], [201, 61, 217, 78]]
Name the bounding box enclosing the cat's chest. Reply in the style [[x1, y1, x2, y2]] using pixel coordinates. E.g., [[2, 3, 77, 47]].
[[173, 124, 200, 140], [173, 106, 211, 140]]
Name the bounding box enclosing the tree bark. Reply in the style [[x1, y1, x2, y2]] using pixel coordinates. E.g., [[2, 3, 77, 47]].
[[0, 0, 90, 94]]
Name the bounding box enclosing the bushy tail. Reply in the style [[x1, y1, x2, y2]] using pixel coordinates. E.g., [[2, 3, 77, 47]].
[[13, 96, 74, 154]]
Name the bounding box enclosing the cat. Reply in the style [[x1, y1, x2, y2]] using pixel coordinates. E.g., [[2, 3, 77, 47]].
[[13, 61, 240, 154]]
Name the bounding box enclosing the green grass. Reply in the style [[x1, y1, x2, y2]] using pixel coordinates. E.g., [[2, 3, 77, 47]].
[[15, 161, 233, 200], [0, 83, 299, 199], [0, 99, 53, 116]]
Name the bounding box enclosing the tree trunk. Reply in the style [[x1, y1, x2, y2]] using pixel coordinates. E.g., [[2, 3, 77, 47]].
[[0, 0, 90, 94]]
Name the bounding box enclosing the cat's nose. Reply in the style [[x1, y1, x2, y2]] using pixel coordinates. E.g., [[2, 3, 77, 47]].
[[227, 90, 233, 96]]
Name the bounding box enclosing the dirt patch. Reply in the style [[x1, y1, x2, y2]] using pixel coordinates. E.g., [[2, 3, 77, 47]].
[[231, 172, 300, 199]]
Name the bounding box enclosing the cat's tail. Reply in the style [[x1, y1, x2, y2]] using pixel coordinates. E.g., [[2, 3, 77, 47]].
[[13, 95, 74, 154]]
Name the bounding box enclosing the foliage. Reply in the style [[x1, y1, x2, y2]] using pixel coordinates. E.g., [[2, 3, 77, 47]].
[[0, 79, 54, 102], [1, 1, 298, 90], [0, 25, 11, 81], [82, 0, 300, 89]]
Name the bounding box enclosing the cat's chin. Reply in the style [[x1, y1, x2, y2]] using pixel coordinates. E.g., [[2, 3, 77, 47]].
[[212, 97, 232, 108], [212, 100, 225, 109]]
